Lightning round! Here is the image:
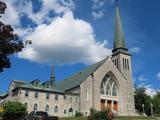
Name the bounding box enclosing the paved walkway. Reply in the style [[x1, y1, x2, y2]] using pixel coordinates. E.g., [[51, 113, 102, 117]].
[[153, 116, 160, 120]]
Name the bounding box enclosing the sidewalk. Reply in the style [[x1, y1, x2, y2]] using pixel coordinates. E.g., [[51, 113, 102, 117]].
[[153, 116, 160, 120]]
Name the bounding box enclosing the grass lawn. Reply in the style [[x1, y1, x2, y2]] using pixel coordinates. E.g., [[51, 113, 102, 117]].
[[60, 116, 156, 120], [114, 116, 156, 120]]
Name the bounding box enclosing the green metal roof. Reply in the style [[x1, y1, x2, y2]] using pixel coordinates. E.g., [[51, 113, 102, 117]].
[[113, 1, 126, 50], [18, 83, 64, 93], [0, 92, 8, 97], [11, 80, 64, 93], [56, 58, 108, 91], [12, 80, 26, 87], [8, 58, 108, 93]]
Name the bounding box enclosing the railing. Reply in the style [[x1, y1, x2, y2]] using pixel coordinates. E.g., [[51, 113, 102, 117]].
[[0, 96, 18, 107]]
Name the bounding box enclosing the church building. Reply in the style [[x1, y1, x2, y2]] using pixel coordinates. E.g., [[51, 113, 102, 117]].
[[0, 0, 135, 117]]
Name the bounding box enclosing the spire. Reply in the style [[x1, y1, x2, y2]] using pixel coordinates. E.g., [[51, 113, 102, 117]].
[[113, 0, 128, 53], [50, 64, 55, 88]]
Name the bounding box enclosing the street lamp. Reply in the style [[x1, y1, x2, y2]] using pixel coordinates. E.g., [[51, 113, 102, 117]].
[[150, 103, 153, 117], [142, 104, 145, 115]]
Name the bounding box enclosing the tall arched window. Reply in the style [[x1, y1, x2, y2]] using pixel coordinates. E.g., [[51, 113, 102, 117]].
[[100, 75, 118, 97], [45, 105, 49, 112], [54, 105, 58, 113], [33, 103, 38, 111]]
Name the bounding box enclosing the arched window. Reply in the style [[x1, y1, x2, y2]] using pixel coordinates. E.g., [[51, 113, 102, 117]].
[[45, 105, 49, 112], [54, 105, 58, 113], [68, 108, 73, 117], [64, 109, 67, 114], [100, 75, 118, 97], [35, 81, 39, 87], [33, 103, 38, 111]]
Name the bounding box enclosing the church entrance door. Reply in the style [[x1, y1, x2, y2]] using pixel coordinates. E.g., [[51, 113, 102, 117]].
[[107, 100, 112, 109], [100, 99, 106, 110], [113, 101, 118, 111]]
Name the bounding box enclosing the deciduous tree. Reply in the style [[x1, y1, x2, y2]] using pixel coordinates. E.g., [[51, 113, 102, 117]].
[[0, 1, 31, 72]]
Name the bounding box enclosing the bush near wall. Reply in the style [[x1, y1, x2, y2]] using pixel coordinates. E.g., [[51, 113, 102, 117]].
[[74, 111, 83, 117], [3, 101, 27, 120], [88, 108, 114, 120]]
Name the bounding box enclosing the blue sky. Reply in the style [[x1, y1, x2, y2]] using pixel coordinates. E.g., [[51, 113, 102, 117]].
[[0, 0, 160, 96]]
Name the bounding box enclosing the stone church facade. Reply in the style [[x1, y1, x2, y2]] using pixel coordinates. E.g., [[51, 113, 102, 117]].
[[0, 1, 135, 117]]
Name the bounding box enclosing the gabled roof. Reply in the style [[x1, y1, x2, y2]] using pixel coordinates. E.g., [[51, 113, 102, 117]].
[[56, 58, 108, 91], [30, 79, 40, 84], [42, 81, 50, 85]]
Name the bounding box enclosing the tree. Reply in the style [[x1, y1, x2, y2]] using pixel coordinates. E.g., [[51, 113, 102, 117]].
[[3, 101, 27, 120], [152, 91, 160, 116], [0, 1, 31, 72], [134, 85, 152, 116]]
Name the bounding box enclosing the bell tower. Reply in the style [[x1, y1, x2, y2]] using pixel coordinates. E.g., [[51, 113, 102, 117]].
[[112, 0, 132, 81], [111, 0, 135, 115]]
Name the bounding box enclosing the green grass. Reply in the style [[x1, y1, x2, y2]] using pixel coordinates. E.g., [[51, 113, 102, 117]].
[[60, 116, 156, 120], [114, 116, 156, 120], [60, 117, 87, 120]]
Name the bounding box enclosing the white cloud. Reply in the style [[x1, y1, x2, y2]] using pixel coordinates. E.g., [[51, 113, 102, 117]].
[[129, 47, 141, 54], [2, 0, 112, 65], [18, 11, 112, 64], [92, 11, 104, 19], [91, 0, 113, 19], [1, 0, 20, 26], [91, 0, 106, 9], [138, 83, 156, 97], [157, 72, 160, 80], [145, 86, 156, 97], [138, 75, 147, 81], [1, 0, 75, 26]]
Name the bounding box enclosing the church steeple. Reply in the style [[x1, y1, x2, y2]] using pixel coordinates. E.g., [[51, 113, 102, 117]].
[[50, 64, 55, 88], [113, 0, 128, 54]]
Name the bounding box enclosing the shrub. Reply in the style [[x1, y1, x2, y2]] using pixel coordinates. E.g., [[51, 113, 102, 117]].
[[74, 111, 83, 117], [88, 108, 114, 120], [0, 107, 3, 118], [3, 101, 27, 120]]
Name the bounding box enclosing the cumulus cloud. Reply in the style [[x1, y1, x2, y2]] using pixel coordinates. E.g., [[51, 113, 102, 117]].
[[157, 72, 160, 80], [18, 12, 111, 64], [129, 47, 141, 54], [2, 0, 111, 65]]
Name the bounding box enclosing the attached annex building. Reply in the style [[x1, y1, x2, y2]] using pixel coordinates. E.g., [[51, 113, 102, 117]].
[[0, 1, 135, 117]]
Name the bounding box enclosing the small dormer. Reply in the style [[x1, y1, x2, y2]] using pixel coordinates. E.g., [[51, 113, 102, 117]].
[[42, 81, 50, 89], [31, 79, 40, 87]]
